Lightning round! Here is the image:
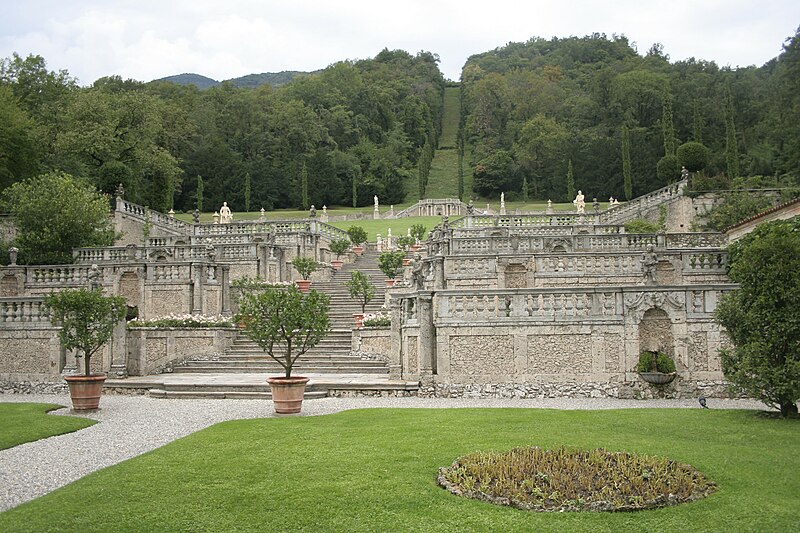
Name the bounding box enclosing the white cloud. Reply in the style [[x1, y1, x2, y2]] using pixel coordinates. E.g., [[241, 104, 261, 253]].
[[0, 0, 798, 84]]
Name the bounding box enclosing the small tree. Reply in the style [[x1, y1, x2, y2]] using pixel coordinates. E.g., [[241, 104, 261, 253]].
[[379, 250, 406, 280], [346, 271, 375, 314], [677, 142, 709, 173], [235, 287, 330, 378], [329, 238, 350, 260], [1, 172, 116, 265], [347, 225, 368, 247], [656, 155, 680, 184], [409, 224, 427, 242], [44, 289, 127, 376], [396, 235, 415, 251], [291, 256, 318, 280], [715, 218, 800, 417]]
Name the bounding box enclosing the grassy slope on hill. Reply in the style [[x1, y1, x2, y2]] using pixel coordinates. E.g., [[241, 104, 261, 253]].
[[425, 86, 461, 199]]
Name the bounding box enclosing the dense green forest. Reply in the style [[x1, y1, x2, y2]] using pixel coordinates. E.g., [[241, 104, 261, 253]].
[[0, 49, 444, 212], [460, 31, 800, 201], [0, 30, 798, 214]]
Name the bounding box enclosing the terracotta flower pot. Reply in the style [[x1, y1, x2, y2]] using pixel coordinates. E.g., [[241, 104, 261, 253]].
[[353, 313, 364, 327], [295, 279, 312, 292], [64, 374, 107, 410], [267, 376, 310, 414], [402, 258, 412, 266], [331, 259, 343, 270], [353, 246, 364, 256], [385, 279, 396, 287]]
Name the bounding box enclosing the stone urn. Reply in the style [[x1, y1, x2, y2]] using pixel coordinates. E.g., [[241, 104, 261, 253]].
[[638, 372, 677, 385], [267, 376, 310, 414], [64, 374, 107, 410]]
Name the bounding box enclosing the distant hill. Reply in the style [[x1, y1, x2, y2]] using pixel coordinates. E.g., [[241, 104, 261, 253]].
[[154, 70, 319, 90], [156, 73, 219, 89]]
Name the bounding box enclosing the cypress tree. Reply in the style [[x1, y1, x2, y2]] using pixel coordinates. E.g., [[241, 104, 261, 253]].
[[692, 99, 703, 143], [662, 91, 676, 156], [622, 126, 632, 200], [196, 175, 204, 212], [244, 172, 251, 212], [300, 162, 309, 209], [351, 176, 357, 208], [566, 159, 575, 201], [522, 176, 529, 202], [724, 87, 740, 179]]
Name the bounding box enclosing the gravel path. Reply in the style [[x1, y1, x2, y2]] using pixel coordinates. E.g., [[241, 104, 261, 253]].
[[0, 393, 768, 512]]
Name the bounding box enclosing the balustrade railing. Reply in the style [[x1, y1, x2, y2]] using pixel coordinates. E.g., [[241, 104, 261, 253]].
[[597, 180, 687, 224], [0, 297, 51, 323], [116, 199, 193, 235]]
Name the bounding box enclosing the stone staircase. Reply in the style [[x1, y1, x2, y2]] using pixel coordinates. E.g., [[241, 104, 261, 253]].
[[148, 251, 397, 399]]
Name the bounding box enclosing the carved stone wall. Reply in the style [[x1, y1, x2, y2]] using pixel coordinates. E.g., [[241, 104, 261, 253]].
[[527, 334, 592, 374], [448, 334, 514, 379]]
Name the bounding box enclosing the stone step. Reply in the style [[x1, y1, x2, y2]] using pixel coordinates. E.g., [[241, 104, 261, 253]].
[[149, 389, 329, 400], [173, 365, 389, 374]]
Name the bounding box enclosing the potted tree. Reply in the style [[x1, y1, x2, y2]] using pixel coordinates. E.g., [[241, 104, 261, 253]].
[[43, 288, 127, 410], [235, 286, 331, 414], [347, 226, 368, 256], [396, 235, 416, 265], [410, 224, 427, 251], [291, 256, 318, 292], [329, 238, 350, 270], [379, 250, 406, 287], [345, 271, 375, 327], [637, 350, 677, 384]]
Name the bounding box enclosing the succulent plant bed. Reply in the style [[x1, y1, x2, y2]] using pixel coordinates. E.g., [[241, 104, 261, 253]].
[[438, 446, 716, 512]]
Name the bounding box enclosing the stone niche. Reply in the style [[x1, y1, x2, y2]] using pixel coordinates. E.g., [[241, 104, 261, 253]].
[[638, 308, 674, 357]]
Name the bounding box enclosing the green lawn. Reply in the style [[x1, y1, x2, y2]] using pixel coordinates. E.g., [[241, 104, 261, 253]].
[[1, 408, 797, 532], [0, 403, 96, 450], [330, 217, 442, 242]]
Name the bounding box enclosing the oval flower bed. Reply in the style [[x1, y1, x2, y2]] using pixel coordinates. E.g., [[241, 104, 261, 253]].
[[438, 446, 716, 512]]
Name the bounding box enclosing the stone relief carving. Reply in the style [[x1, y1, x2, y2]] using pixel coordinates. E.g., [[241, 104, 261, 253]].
[[623, 291, 686, 323]]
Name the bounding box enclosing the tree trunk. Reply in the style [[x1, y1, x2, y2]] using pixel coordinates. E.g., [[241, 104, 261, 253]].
[[779, 402, 798, 418]]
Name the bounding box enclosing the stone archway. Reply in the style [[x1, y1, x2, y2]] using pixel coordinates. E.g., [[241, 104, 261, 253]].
[[638, 308, 674, 357]]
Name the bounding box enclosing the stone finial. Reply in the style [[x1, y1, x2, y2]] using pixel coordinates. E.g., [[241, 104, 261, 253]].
[[8, 246, 19, 266], [259, 208, 266, 222]]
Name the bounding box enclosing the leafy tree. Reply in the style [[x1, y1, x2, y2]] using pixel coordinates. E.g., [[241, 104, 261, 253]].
[[346, 271, 375, 314], [715, 218, 800, 417], [44, 289, 127, 376], [347, 226, 368, 247], [621, 125, 632, 200], [676, 142, 709, 172], [0, 86, 39, 191], [656, 154, 680, 184], [235, 287, 331, 378], [1, 171, 115, 264], [472, 149, 518, 197], [378, 250, 406, 279], [329, 238, 350, 260], [291, 256, 318, 280]]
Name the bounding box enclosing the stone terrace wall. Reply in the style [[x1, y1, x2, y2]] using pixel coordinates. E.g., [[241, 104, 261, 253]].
[[126, 327, 236, 375]]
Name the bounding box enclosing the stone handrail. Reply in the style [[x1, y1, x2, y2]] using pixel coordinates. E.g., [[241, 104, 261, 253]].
[[395, 198, 467, 218], [115, 198, 193, 235], [191, 219, 350, 242], [597, 180, 687, 224], [451, 213, 600, 229], [0, 297, 51, 323], [74, 243, 261, 263]]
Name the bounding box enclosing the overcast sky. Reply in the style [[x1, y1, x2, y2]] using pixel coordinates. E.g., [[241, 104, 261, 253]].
[[1, 0, 798, 85]]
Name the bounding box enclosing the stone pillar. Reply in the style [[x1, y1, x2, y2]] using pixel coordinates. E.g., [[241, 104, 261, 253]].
[[110, 320, 128, 377], [434, 257, 446, 290], [417, 292, 436, 381], [221, 265, 231, 316], [191, 263, 204, 314], [388, 296, 403, 379]]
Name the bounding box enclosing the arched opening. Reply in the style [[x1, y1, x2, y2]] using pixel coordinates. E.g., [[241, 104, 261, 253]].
[[638, 308, 674, 358]]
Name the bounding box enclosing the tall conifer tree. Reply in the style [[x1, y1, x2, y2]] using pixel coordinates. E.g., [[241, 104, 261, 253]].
[[622, 126, 632, 200], [724, 87, 740, 179], [566, 159, 575, 201]]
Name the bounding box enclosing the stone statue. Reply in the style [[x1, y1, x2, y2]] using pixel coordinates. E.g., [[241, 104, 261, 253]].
[[466, 199, 475, 215], [309, 205, 317, 218], [573, 190, 585, 214], [219, 202, 232, 223], [411, 254, 425, 290], [500, 192, 506, 215], [87, 264, 102, 291], [206, 241, 217, 262], [592, 198, 600, 213], [681, 166, 689, 180], [374, 195, 379, 209], [642, 245, 658, 285], [115, 183, 125, 199], [192, 209, 200, 224]]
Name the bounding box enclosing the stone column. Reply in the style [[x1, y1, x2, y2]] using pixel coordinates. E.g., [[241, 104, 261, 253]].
[[221, 265, 231, 316], [110, 320, 128, 377], [191, 263, 204, 314], [417, 292, 436, 382], [433, 257, 446, 290], [388, 296, 403, 379]]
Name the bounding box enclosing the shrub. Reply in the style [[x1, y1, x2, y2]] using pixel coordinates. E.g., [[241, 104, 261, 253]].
[[637, 350, 676, 373], [362, 312, 390, 327], [347, 226, 368, 246], [291, 256, 318, 280], [396, 235, 415, 250], [127, 314, 233, 329], [439, 446, 716, 512], [624, 219, 660, 234], [409, 224, 427, 242], [656, 154, 680, 183]]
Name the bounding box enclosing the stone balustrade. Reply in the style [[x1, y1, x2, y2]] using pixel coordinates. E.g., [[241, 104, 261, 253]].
[[115, 198, 193, 235], [597, 180, 687, 224], [0, 297, 50, 324]]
